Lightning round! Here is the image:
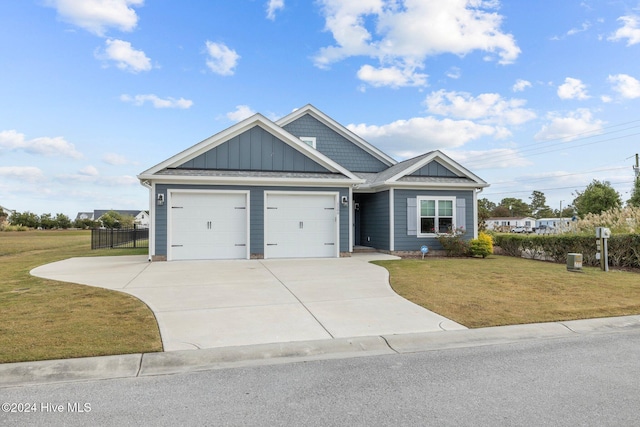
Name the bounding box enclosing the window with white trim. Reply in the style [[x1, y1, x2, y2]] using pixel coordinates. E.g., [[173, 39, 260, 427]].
[[417, 196, 456, 236], [300, 136, 316, 149]]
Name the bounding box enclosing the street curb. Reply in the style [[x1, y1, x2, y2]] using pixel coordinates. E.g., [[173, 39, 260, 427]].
[[2, 315, 640, 388], [0, 354, 141, 388], [139, 335, 394, 377]]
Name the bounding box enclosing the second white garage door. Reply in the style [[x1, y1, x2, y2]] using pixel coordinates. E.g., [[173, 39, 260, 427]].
[[265, 193, 338, 259], [169, 191, 249, 260]]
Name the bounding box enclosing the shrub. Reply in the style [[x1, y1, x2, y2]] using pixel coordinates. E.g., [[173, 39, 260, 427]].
[[493, 233, 640, 269], [470, 232, 493, 258], [437, 227, 469, 257]]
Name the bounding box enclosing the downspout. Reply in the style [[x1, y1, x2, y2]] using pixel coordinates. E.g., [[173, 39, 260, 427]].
[[140, 179, 154, 262], [389, 188, 394, 252], [474, 187, 483, 239], [348, 185, 354, 253]]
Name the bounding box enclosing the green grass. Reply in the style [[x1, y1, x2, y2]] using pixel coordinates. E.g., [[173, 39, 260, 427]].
[[374, 256, 640, 328], [0, 230, 162, 364]]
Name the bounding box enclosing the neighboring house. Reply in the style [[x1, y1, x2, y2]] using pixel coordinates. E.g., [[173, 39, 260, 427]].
[[75, 212, 94, 222], [485, 217, 536, 233], [135, 210, 150, 228], [138, 104, 489, 261], [0, 204, 14, 228], [75, 210, 149, 227], [536, 218, 572, 233]]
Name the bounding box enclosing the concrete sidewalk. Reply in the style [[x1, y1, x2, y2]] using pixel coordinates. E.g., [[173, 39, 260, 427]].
[[30, 254, 465, 351], [2, 316, 640, 388]]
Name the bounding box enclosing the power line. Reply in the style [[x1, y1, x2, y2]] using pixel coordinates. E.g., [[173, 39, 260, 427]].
[[483, 179, 636, 198], [463, 119, 640, 168]]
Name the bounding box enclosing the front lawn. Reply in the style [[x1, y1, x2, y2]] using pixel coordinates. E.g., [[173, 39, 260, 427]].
[[0, 230, 162, 364], [374, 256, 640, 328]]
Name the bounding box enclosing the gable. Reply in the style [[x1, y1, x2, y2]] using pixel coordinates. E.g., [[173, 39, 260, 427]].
[[410, 160, 458, 178], [176, 125, 331, 173], [276, 104, 397, 173]]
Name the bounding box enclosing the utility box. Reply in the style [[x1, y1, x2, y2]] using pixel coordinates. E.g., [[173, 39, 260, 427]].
[[596, 227, 611, 239], [567, 253, 583, 272]]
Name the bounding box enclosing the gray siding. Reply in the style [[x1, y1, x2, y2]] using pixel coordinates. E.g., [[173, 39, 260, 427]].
[[411, 160, 458, 177], [393, 189, 474, 251], [154, 184, 349, 257], [178, 126, 330, 173], [358, 191, 390, 251], [282, 114, 389, 173]]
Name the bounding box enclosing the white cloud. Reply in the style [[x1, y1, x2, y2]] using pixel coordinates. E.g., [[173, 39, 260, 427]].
[[424, 90, 536, 125], [446, 67, 461, 79], [226, 105, 256, 122], [557, 77, 589, 100], [266, 0, 284, 20], [567, 21, 591, 36], [98, 39, 151, 73], [512, 79, 531, 92], [608, 73, 640, 99], [535, 109, 604, 141], [44, 0, 143, 36], [0, 130, 83, 159], [347, 116, 501, 159], [56, 172, 138, 186], [102, 152, 131, 165], [608, 15, 640, 46], [205, 41, 240, 76], [313, 0, 520, 88], [120, 94, 193, 108], [79, 165, 99, 176], [0, 166, 46, 182], [356, 64, 427, 88]]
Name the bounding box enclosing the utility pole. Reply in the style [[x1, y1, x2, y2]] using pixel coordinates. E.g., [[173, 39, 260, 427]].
[[634, 153, 639, 179]]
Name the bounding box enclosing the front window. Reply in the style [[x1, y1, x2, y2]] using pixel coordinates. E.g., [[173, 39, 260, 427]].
[[418, 197, 455, 235]]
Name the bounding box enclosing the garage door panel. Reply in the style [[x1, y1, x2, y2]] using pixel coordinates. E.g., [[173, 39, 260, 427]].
[[265, 193, 337, 259], [170, 192, 248, 260]]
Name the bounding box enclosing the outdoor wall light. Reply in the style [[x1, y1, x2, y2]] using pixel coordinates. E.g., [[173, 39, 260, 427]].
[[341, 196, 348, 206], [157, 194, 165, 206]]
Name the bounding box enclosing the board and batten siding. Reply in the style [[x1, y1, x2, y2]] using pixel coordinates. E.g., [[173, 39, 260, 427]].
[[393, 189, 475, 251], [154, 184, 350, 257], [410, 161, 458, 177], [282, 114, 389, 173], [358, 191, 390, 251], [177, 126, 330, 173]]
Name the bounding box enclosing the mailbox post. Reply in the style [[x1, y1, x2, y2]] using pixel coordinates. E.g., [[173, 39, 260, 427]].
[[595, 227, 610, 272]]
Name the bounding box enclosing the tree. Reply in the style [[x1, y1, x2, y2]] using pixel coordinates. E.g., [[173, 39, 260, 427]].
[[40, 213, 55, 229], [498, 197, 532, 217], [529, 191, 553, 218], [572, 180, 622, 218], [478, 198, 496, 224], [628, 178, 640, 207], [492, 205, 511, 217], [54, 213, 72, 229], [9, 211, 40, 228], [100, 210, 135, 229]]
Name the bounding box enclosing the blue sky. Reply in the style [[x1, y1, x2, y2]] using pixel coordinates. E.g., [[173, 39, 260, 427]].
[[2, 0, 640, 218]]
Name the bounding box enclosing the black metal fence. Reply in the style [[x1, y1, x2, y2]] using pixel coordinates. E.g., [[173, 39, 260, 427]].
[[91, 226, 149, 250]]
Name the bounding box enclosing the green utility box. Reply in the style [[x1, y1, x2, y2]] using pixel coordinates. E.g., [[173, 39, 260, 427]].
[[567, 253, 583, 272]]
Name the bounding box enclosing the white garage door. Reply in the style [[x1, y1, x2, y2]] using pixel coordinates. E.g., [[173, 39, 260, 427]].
[[265, 193, 338, 259], [169, 191, 248, 260]]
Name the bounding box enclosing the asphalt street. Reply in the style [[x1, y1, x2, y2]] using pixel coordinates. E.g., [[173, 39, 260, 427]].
[[2, 329, 640, 426]]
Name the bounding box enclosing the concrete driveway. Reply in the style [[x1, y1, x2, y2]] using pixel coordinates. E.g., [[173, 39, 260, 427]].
[[31, 254, 466, 351]]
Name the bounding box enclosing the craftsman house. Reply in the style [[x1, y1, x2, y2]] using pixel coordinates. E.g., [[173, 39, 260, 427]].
[[138, 105, 489, 261]]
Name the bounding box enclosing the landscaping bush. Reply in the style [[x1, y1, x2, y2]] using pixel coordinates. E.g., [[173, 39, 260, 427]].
[[436, 227, 469, 257], [493, 233, 640, 269], [469, 232, 493, 258]]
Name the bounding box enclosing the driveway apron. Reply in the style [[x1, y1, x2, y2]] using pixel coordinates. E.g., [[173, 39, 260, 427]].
[[31, 254, 466, 351]]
